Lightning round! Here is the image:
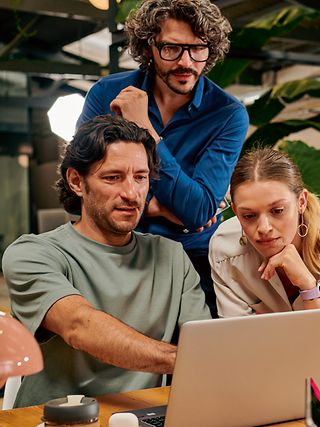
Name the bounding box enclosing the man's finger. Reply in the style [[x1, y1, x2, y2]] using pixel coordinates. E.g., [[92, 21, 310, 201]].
[[196, 227, 204, 233]]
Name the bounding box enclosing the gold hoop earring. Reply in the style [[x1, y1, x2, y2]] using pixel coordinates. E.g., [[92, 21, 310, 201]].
[[239, 230, 247, 246], [297, 213, 309, 238]]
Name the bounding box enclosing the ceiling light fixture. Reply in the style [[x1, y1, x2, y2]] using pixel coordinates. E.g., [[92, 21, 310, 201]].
[[88, 0, 109, 10]]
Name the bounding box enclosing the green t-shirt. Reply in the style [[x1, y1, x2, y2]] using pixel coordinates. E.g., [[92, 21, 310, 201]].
[[2, 223, 210, 407]]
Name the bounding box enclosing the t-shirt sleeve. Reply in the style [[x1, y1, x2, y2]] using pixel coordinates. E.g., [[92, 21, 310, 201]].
[[2, 235, 81, 336], [178, 248, 212, 325]]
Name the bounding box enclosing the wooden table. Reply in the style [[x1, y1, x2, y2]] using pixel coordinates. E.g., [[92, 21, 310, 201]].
[[0, 386, 306, 426]]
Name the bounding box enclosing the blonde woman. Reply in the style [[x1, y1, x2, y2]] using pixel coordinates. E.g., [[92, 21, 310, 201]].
[[209, 148, 320, 317]]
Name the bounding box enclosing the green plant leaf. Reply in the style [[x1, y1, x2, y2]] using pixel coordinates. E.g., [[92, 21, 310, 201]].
[[221, 206, 235, 221], [208, 58, 251, 88], [243, 114, 320, 151], [209, 6, 320, 87], [244, 6, 318, 31], [247, 78, 320, 126], [116, 0, 141, 23], [279, 140, 320, 194]]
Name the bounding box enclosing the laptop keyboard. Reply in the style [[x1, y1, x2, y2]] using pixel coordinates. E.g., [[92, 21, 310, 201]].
[[143, 415, 165, 426]]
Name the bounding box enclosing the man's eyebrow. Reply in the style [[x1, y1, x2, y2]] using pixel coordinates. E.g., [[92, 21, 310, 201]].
[[97, 168, 150, 174], [159, 41, 208, 45], [134, 169, 150, 174]]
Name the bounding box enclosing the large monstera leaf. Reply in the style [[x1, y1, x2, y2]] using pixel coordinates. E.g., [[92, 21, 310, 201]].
[[244, 115, 320, 152], [208, 6, 320, 88], [279, 140, 320, 195], [247, 79, 320, 126]]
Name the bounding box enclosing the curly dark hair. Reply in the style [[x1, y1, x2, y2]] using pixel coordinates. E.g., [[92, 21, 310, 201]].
[[56, 114, 159, 215], [125, 0, 231, 74]]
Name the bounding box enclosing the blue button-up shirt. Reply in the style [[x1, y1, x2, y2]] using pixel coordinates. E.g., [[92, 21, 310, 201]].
[[77, 69, 249, 253]]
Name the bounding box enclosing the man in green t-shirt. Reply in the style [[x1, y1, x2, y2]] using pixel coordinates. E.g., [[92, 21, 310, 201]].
[[2, 114, 210, 407]]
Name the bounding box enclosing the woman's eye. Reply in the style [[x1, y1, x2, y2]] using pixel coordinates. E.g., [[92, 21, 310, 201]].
[[272, 208, 284, 215], [242, 214, 255, 220]]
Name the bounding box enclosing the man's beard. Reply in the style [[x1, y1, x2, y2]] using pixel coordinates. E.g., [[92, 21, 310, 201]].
[[89, 201, 142, 236], [154, 64, 199, 95], [83, 181, 143, 235]]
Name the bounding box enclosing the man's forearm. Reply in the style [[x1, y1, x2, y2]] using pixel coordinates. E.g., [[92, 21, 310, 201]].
[[42, 295, 176, 374]]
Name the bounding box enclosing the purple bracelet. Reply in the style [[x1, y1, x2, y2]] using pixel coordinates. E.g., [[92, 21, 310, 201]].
[[299, 281, 320, 300]]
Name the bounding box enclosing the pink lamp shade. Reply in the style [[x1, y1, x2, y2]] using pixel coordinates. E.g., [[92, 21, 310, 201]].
[[0, 311, 43, 388]]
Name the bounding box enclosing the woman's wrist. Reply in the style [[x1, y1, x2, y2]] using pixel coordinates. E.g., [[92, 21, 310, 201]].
[[298, 277, 318, 291], [299, 280, 320, 300]]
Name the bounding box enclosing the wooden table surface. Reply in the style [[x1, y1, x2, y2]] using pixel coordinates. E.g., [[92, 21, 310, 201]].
[[0, 386, 306, 426]]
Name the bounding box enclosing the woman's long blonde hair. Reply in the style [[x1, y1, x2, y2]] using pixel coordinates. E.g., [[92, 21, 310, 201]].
[[230, 148, 320, 277]]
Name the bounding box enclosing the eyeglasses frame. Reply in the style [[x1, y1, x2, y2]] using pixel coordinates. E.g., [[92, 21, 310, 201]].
[[151, 41, 210, 62]]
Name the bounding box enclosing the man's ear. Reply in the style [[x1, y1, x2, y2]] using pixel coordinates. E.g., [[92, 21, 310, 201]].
[[146, 45, 154, 63], [66, 168, 83, 197]]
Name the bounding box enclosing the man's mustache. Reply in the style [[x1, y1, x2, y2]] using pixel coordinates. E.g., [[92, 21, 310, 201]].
[[168, 67, 198, 77], [115, 202, 141, 209]]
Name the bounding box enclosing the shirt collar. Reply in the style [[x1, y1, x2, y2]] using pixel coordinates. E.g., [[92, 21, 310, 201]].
[[141, 70, 151, 92], [191, 75, 204, 110], [142, 70, 205, 111]]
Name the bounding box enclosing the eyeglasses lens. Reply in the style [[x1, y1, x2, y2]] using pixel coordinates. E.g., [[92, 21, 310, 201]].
[[159, 44, 209, 62]]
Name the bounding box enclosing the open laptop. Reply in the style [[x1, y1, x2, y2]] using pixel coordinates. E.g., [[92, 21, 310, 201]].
[[124, 309, 320, 427]]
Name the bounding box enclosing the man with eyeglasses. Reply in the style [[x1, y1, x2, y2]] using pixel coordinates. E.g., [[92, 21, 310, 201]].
[[77, 0, 249, 318]]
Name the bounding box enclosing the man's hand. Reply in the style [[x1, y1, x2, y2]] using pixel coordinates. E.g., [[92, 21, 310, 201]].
[[196, 200, 227, 232], [145, 196, 183, 225], [145, 197, 228, 232], [110, 86, 159, 142]]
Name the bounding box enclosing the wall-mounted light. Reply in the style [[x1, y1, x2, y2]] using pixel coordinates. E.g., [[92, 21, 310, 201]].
[[89, 0, 109, 10], [47, 94, 85, 142]]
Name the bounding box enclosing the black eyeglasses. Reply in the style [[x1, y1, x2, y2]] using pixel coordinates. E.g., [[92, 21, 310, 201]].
[[152, 42, 210, 62]]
